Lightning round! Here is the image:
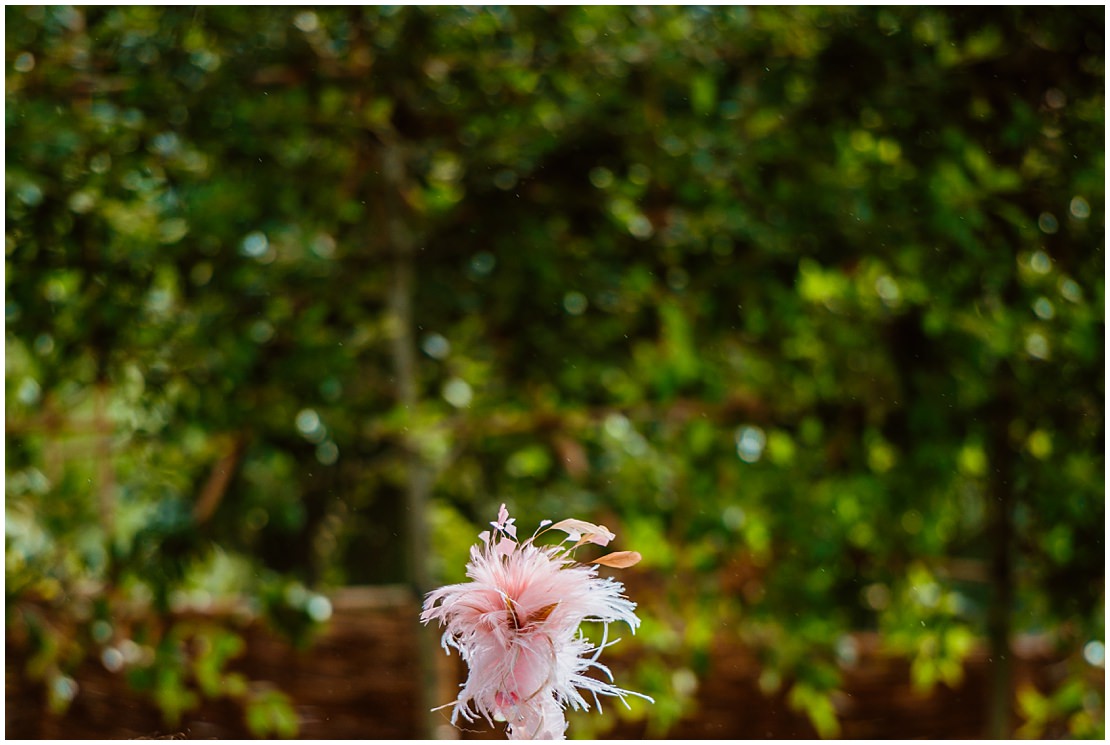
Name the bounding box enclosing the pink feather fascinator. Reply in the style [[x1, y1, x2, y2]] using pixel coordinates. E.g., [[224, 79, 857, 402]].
[[421, 504, 652, 739]]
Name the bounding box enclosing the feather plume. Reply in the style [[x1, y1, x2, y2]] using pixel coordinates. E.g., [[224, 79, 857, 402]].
[[421, 505, 651, 739]]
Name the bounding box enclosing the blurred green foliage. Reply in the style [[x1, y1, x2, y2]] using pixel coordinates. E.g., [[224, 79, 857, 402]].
[[6, 5, 1104, 738]]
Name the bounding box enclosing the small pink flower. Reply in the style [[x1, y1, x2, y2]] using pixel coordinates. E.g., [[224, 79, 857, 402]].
[[421, 505, 651, 740]]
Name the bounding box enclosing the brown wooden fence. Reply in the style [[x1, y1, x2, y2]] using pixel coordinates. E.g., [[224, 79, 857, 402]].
[[6, 585, 1095, 739]]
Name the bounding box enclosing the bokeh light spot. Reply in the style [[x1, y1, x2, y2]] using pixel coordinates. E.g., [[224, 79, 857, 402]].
[[101, 647, 124, 672], [421, 333, 451, 360], [604, 413, 631, 440], [467, 251, 496, 279], [1044, 87, 1067, 109], [1059, 278, 1082, 303], [722, 506, 746, 531], [627, 214, 654, 239], [1083, 640, 1105, 668], [442, 378, 473, 408], [1037, 212, 1059, 234], [735, 426, 766, 463], [52, 676, 78, 704], [293, 11, 318, 32], [1027, 429, 1053, 459], [863, 583, 890, 610], [875, 275, 901, 307], [1030, 250, 1052, 274], [1025, 332, 1050, 360], [493, 169, 517, 190], [248, 320, 274, 344], [17, 378, 42, 406], [1033, 296, 1055, 320], [240, 231, 269, 258], [296, 408, 322, 436], [1069, 195, 1090, 219], [14, 51, 35, 73], [316, 440, 339, 465], [563, 291, 588, 315], [589, 167, 614, 189], [307, 594, 333, 622]]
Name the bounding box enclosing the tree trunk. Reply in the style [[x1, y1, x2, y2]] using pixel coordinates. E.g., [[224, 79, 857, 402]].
[[381, 139, 441, 739], [94, 382, 116, 543], [985, 373, 1015, 739]]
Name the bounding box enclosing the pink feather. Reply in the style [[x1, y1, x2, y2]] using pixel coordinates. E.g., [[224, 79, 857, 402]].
[[421, 505, 651, 739]]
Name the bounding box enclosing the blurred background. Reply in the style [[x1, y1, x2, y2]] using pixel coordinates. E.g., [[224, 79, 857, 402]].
[[5, 5, 1105, 740]]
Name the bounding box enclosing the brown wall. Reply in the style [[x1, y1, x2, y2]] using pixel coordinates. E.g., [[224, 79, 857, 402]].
[[6, 586, 1093, 739]]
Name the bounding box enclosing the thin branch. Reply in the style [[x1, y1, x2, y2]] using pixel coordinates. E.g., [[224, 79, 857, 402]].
[[193, 434, 249, 525]]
